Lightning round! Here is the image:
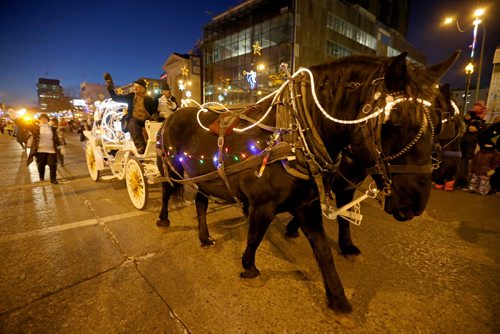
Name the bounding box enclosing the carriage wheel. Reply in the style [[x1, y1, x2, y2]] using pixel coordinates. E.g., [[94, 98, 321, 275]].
[[125, 157, 148, 210], [86, 141, 100, 181]]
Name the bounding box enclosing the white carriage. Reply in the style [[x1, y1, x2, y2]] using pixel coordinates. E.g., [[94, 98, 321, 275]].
[[83, 99, 164, 209]]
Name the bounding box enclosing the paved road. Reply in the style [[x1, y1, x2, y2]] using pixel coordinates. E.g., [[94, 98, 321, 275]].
[[0, 131, 499, 333]]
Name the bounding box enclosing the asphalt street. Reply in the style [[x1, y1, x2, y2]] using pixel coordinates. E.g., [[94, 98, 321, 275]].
[[0, 130, 499, 333]]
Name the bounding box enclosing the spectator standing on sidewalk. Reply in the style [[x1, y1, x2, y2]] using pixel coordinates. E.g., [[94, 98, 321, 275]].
[[5, 121, 14, 136], [457, 119, 485, 188], [27, 114, 61, 184]]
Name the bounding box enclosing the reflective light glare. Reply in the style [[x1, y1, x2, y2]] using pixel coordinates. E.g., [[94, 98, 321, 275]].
[[465, 62, 474, 74], [474, 8, 485, 17]]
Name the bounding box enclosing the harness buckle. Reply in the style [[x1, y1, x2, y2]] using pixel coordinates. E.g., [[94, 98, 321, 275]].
[[217, 136, 224, 148]]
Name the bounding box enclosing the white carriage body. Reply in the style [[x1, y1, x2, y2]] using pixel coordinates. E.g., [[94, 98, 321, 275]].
[[83, 98, 164, 209]]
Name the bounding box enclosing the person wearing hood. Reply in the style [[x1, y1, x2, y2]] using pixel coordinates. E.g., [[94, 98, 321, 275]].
[[104, 73, 158, 154]]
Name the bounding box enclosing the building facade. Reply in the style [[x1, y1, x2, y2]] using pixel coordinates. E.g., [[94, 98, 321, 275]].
[[162, 52, 202, 104], [486, 46, 500, 122], [202, 0, 426, 105], [37, 78, 65, 111]]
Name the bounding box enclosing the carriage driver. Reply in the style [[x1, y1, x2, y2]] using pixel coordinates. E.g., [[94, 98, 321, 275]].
[[104, 73, 158, 154]]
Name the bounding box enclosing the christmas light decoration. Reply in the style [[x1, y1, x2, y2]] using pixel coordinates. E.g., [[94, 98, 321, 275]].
[[252, 41, 262, 55], [243, 70, 257, 89], [181, 65, 189, 76]]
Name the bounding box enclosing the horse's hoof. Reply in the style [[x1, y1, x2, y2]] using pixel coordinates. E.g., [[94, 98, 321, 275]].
[[343, 253, 363, 262], [155, 219, 170, 233], [340, 245, 361, 262], [329, 310, 356, 329], [285, 230, 300, 239], [156, 218, 170, 227], [201, 238, 216, 248], [240, 267, 260, 279]]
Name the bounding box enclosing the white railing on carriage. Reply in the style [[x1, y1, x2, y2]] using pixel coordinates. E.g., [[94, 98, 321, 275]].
[[93, 99, 128, 145]]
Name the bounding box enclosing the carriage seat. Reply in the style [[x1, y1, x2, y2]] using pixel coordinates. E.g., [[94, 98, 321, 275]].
[[139, 121, 163, 159]]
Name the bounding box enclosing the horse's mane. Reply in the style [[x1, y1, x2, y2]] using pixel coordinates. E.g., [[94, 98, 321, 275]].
[[309, 55, 438, 101]]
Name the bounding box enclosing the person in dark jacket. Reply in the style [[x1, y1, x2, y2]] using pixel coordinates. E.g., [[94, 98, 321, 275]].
[[27, 114, 61, 184], [456, 119, 485, 187], [104, 73, 158, 154]]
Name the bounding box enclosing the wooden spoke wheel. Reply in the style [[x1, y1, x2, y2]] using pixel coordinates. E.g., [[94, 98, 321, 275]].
[[85, 141, 100, 182], [125, 157, 148, 210]]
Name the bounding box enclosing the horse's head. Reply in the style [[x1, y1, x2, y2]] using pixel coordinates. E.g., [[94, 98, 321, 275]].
[[344, 51, 460, 221], [434, 83, 465, 140]]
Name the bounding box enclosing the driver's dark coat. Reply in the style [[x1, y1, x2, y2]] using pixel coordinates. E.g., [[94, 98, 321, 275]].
[[106, 86, 158, 131]]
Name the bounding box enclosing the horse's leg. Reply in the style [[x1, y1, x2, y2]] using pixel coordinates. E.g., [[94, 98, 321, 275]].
[[296, 200, 355, 328], [285, 215, 300, 238], [195, 191, 215, 247], [335, 188, 362, 260], [240, 203, 275, 278], [156, 181, 173, 228]]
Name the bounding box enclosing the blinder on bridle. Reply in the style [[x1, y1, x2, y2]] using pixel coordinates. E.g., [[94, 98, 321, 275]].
[[348, 76, 438, 196]]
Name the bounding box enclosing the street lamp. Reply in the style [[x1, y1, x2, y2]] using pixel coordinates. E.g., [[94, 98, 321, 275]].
[[444, 7, 486, 110], [464, 62, 474, 113]]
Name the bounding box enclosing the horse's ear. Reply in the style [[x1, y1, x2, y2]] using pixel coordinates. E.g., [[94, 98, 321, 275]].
[[385, 51, 409, 92], [439, 83, 451, 100], [427, 50, 461, 82]]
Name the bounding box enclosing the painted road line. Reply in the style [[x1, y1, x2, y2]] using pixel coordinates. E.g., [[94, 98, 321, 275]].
[[0, 210, 151, 243]]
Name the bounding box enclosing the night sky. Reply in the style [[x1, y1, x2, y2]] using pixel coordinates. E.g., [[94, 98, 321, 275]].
[[0, 0, 498, 107]]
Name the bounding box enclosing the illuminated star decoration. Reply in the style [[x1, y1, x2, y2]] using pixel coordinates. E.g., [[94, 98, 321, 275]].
[[252, 41, 262, 55], [178, 83, 185, 91], [243, 70, 257, 89], [116, 88, 124, 94], [181, 65, 189, 76], [186, 90, 192, 98]]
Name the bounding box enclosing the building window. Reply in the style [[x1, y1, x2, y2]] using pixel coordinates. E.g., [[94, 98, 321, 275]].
[[327, 12, 377, 51], [326, 40, 353, 58]]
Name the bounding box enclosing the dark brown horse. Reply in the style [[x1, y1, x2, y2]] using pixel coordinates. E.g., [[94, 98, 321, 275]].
[[155, 52, 458, 327], [286, 74, 462, 263]]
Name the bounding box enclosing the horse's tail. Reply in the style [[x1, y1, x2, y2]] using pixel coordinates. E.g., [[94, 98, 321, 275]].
[[156, 154, 184, 202]]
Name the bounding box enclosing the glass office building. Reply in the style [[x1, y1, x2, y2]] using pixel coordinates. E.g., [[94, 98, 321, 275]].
[[202, 0, 425, 105]]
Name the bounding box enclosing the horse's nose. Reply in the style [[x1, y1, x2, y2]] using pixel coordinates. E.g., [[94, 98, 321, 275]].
[[393, 206, 415, 222]]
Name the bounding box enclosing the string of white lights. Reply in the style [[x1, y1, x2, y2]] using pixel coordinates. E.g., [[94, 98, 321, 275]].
[[189, 66, 433, 133]]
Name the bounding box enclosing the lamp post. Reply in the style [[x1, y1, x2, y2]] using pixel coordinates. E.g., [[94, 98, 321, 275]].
[[464, 62, 474, 114], [444, 8, 486, 112], [474, 20, 486, 102]]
